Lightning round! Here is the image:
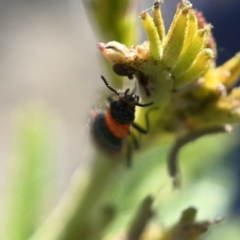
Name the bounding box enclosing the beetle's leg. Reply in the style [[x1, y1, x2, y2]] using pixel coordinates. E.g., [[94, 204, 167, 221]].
[[127, 107, 158, 167], [125, 133, 139, 167], [131, 132, 139, 150], [126, 143, 132, 167], [132, 107, 158, 134]]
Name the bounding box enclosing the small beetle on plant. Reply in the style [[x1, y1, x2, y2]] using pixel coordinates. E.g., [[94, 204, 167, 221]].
[[91, 75, 155, 166]]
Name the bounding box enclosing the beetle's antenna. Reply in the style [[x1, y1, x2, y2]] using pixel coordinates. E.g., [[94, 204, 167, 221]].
[[124, 88, 130, 96], [101, 75, 119, 95]]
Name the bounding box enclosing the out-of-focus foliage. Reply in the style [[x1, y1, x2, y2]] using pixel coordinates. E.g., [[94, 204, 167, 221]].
[[3, 109, 52, 240], [84, 0, 139, 88], [1, 1, 239, 240]]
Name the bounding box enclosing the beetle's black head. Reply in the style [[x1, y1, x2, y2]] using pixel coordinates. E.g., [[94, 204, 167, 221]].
[[101, 75, 154, 124], [110, 90, 138, 124]]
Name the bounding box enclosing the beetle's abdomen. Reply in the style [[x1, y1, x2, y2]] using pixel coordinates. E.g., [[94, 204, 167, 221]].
[[91, 110, 123, 153], [105, 109, 131, 138]]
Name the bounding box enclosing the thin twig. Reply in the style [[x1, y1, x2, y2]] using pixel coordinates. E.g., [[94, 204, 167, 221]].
[[168, 125, 232, 188], [126, 196, 154, 240]]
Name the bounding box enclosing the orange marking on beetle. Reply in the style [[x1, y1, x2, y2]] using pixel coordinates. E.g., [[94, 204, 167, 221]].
[[105, 109, 131, 139]]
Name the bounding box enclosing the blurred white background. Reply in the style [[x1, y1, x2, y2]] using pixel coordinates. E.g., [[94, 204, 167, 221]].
[[0, 0, 106, 220]]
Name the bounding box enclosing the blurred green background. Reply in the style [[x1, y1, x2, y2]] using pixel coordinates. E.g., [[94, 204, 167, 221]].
[[0, 0, 239, 239]]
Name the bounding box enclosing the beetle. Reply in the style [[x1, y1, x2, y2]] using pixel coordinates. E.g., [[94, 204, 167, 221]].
[[91, 75, 154, 166]]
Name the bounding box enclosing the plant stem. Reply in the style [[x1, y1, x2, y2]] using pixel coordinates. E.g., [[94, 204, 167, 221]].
[[29, 154, 121, 240]]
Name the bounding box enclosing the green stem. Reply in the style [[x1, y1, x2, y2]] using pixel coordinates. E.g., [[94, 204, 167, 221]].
[[29, 154, 121, 240], [126, 196, 154, 240]]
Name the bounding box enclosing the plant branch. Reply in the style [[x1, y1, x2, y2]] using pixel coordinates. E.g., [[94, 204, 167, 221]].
[[168, 125, 232, 188]]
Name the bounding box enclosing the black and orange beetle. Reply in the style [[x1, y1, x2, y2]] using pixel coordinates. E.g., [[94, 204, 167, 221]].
[[91, 75, 154, 166]]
